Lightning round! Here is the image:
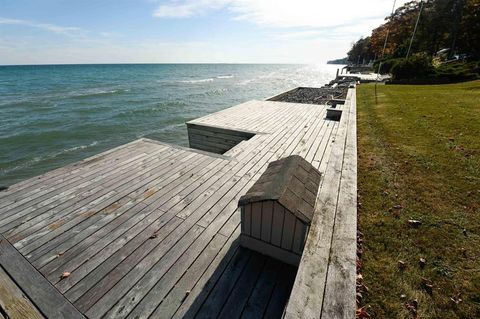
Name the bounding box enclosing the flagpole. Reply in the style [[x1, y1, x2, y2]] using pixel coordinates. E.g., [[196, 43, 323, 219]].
[[406, 0, 424, 59], [375, 0, 397, 103]]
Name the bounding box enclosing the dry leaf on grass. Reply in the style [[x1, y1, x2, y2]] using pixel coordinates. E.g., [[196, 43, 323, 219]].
[[419, 257, 426, 268], [421, 277, 434, 295], [405, 299, 418, 318], [450, 293, 463, 305], [408, 219, 422, 227], [356, 306, 371, 318]]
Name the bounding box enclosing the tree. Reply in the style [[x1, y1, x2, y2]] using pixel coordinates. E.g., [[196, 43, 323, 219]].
[[370, 1, 421, 58], [347, 37, 375, 64], [347, 0, 479, 64], [458, 0, 480, 56]]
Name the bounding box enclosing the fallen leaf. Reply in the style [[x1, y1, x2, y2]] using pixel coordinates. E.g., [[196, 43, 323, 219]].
[[181, 289, 191, 302], [398, 260, 406, 270], [405, 299, 418, 318], [356, 292, 363, 303], [408, 219, 422, 227], [356, 259, 362, 270], [60, 271, 71, 280], [357, 248, 363, 257], [421, 278, 434, 295], [412, 299, 418, 308], [450, 293, 463, 305], [356, 306, 371, 318], [424, 284, 434, 295], [419, 258, 426, 268]]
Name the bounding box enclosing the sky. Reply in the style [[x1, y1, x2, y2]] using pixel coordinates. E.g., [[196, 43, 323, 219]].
[[0, 0, 409, 65]]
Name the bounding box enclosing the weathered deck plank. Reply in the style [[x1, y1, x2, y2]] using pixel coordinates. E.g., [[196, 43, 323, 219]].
[[284, 89, 356, 319], [0, 266, 44, 319], [320, 89, 357, 319]]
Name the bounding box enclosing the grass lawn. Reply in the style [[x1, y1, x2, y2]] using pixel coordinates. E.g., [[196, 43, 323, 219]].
[[356, 80, 480, 318]]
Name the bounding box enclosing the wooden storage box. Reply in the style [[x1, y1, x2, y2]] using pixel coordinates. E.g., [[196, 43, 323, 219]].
[[238, 155, 321, 266]]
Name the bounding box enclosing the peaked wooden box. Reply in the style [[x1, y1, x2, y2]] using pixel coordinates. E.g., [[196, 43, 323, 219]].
[[238, 155, 321, 266]]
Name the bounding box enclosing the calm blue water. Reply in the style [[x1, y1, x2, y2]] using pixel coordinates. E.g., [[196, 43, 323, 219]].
[[0, 64, 339, 186]]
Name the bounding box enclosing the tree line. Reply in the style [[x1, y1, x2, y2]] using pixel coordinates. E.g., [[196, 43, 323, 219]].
[[347, 0, 480, 64]]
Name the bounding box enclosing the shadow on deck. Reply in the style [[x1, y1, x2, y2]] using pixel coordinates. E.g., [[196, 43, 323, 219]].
[[182, 241, 297, 319]]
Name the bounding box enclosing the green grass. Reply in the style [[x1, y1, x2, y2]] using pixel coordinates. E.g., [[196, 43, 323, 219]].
[[357, 81, 480, 318]]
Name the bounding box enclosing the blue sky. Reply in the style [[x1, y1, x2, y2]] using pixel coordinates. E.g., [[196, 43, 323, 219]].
[[0, 0, 408, 65]]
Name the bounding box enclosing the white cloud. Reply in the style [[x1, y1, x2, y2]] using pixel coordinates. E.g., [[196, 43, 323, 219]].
[[150, 0, 411, 63], [0, 17, 82, 36], [154, 0, 229, 17], [153, 0, 408, 29], [152, 0, 410, 58]]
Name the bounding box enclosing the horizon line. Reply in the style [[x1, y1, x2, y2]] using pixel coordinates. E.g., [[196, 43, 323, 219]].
[[0, 61, 341, 67]]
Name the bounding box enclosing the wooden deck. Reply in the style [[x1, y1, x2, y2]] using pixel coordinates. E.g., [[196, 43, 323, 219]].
[[0, 88, 357, 318], [0, 235, 84, 319]]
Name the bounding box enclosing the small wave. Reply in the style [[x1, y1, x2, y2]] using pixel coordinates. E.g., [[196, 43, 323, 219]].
[[187, 88, 228, 99], [61, 141, 99, 153], [216, 75, 234, 79], [179, 78, 214, 83], [68, 88, 127, 99], [238, 78, 255, 86], [0, 156, 42, 176], [1, 141, 99, 177]]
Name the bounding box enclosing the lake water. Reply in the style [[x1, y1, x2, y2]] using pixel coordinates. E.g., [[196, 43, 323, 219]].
[[0, 64, 340, 186]]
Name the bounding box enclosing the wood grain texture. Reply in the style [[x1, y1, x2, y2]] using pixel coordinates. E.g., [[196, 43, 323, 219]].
[[0, 266, 44, 319], [321, 89, 357, 319]]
